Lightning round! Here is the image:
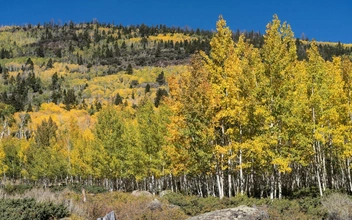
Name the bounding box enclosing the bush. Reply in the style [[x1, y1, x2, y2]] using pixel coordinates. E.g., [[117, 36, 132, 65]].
[[298, 197, 325, 218], [0, 198, 69, 220], [322, 193, 352, 220], [69, 183, 108, 194], [3, 184, 33, 195], [291, 187, 321, 199], [163, 192, 197, 215]]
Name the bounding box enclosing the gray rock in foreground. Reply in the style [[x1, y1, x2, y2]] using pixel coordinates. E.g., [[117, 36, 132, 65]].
[[131, 190, 152, 197], [187, 205, 263, 220], [148, 198, 162, 211], [97, 211, 115, 220]]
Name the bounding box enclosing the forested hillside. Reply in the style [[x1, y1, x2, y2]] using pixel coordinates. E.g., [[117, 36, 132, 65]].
[[0, 15, 352, 201]]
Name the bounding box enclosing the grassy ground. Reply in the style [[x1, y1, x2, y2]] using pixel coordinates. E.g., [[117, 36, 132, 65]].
[[1, 185, 352, 219]]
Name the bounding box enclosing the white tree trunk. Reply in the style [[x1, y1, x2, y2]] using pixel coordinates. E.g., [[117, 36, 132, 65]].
[[239, 149, 244, 195], [348, 159, 352, 192], [216, 170, 224, 199], [278, 171, 282, 199]]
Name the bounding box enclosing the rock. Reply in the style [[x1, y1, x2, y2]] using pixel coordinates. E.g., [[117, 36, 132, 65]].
[[187, 205, 263, 220], [97, 211, 115, 220], [148, 198, 162, 211], [168, 204, 181, 209], [159, 190, 172, 197], [131, 190, 152, 197]]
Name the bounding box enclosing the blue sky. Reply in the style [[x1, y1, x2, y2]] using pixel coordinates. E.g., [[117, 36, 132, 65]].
[[1, 0, 351, 43]]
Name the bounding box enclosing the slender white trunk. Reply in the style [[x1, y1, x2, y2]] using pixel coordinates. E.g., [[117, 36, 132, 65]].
[[249, 160, 254, 197], [348, 159, 352, 192], [316, 166, 323, 197], [239, 149, 244, 195], [270, 173, 274, 200], [216, 173, 221, 198], [228, 173, 232, 198], [216, 170, 224, 199], [170, 173, 174, 192], [312, 105, 323, 197], [278, 171, 282, 199], [320, 142, 326, 192], [182, 174, 187, 195], [198, 178, 203, 197], [314, 142, 323, 197], [206, 178, 210, 196]]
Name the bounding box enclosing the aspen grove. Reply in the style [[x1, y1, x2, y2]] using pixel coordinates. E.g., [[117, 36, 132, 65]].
[[1, 15, 352, 199]]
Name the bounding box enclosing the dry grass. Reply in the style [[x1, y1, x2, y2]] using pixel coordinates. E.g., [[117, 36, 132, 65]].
[[83, 191, 188, 220], [0, 187, 187, 220], [322, 193, 352, 220]]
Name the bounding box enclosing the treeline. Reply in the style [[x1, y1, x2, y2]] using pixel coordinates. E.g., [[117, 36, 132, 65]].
[[1, 15, 352, 200], [2, 20, 213, 68], [1, 19, 351, 70]]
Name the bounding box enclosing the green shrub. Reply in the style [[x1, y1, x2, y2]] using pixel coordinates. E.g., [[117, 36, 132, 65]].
[[3, 184, 33, 195], [69, 183, 108, 194], [291, 187, 320, 199], [48, 184, 66, 192], [0, 198, 69, 220], [228, 194, 267, 207], [163, 192, 198, 215], [298, 197, 325, 218]]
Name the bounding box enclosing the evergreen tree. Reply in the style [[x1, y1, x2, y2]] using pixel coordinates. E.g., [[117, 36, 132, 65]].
[[63, 88, 77, 110], [154, 88, 168, 107], [156, 71, 165, 85], [145, 84, 151, 94], [36, 46, 45, 57], [46, 58, 53, 69], [126, 63, 133, 75], [26, 58, 34, 70], [114, 93, 123, 105]]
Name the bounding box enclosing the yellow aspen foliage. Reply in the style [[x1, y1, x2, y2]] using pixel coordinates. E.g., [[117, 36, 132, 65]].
[[166, 54, 214, 176], [0, 140, 8, 176]]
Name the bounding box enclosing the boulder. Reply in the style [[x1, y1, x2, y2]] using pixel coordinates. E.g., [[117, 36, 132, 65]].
[[148, 198, 162, 211], [97, 211, 115, 220], [187, 205, 263, 220], [131, 190, 152, 197]]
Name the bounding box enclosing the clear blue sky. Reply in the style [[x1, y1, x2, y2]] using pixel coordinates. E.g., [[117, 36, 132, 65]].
[[1, 0, 351, 43]]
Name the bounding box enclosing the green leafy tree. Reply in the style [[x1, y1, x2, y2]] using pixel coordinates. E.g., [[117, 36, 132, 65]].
[[166, 54, 214, 196], [25, 117, 67, 181], [94, 106, 127, 183], [35, 117, 58, 147], [137, 97, 168, 193]]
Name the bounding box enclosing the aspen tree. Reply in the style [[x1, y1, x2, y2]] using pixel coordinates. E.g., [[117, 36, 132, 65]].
[[260, 14, 297, 199]]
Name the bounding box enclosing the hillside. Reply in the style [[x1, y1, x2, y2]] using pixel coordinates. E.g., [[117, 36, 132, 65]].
[[0, 21, 351, 113], [1, 14, 352, 218]]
